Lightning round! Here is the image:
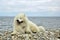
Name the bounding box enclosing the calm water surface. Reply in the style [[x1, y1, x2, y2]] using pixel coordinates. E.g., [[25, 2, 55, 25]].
[[0, 17, 60, 32]]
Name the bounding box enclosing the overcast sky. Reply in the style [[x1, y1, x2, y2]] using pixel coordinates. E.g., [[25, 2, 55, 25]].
[[0, 0, 60, 17]]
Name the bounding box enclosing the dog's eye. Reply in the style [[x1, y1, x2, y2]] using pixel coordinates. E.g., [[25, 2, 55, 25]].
[[22, 26, 25, 29]]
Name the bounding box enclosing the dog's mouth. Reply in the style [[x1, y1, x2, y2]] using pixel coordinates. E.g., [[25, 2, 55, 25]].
[[16, 19, 23, 24]]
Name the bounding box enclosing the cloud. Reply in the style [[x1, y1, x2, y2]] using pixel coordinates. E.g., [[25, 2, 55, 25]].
[[48, 6, 60, 11], [0, 0, 60, 13]]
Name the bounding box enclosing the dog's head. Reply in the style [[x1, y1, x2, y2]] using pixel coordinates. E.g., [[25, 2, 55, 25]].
[[14, 13, 27, 25]]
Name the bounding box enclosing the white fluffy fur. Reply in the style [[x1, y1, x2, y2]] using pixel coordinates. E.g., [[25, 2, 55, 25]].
[[12, 13, 45, 35]]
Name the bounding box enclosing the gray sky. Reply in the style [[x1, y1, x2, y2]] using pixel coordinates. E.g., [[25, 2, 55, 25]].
[[0, 0, 60, 17]]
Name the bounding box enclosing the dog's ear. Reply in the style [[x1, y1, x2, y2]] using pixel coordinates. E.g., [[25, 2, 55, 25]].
[[23, 13, 25, 17]]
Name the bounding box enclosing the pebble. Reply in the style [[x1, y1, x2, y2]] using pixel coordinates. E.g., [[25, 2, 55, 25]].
[[0, 29, 60, 40]]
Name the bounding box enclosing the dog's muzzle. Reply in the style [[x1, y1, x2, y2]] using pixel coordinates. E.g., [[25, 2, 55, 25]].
[[16, 19, 23, 24]]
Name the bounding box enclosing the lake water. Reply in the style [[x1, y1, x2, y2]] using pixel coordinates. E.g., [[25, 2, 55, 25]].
[[0, 17, 60, 32]]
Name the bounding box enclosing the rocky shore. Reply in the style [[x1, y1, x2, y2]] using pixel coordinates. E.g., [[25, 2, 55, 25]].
[[0, 28, 60, 40]]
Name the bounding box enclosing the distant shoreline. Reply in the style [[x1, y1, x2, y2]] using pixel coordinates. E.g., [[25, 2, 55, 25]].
[[0, 16, 60, 18]]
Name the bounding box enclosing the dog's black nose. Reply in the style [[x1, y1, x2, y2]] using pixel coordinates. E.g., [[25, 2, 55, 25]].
[[16, 20, 19, 22], [16, 20, 20, 24]]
